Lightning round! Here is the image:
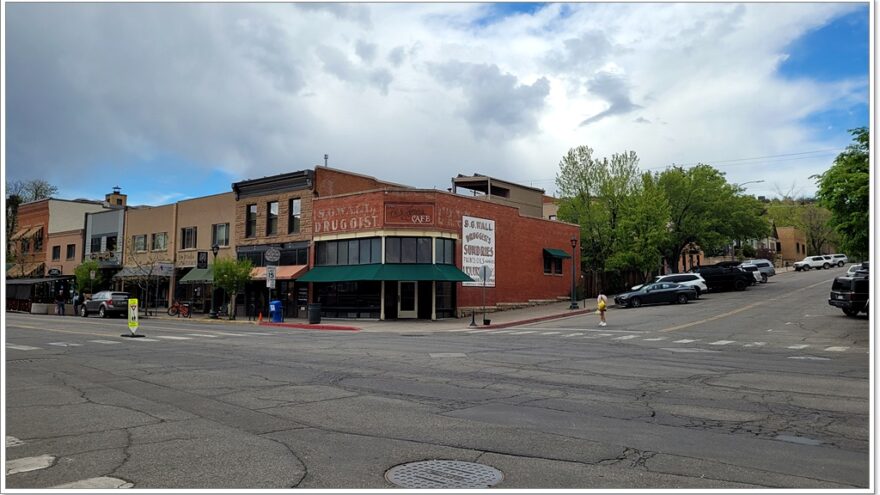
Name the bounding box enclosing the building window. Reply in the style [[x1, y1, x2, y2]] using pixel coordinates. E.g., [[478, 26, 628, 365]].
[[544, 255, 563, 275], [90, 236, 102, 253], [288, 198, 301, 234], [106, 235, 118, 252], [34, 229, 44, 252], [266, 201, 278, 235], [245, 204, 257, 238], [152, 232, 167, 251], [435, 238, 455, 264], [315, 238, 381, 266], [212, 223, 229, 247], [181, 227, 197, 250], [385, 236, 432, 264], [66, 244, 76, 260], [133, 235, 147, 252], [52, 245, 61, 261], [21, 238, 29, 254], [549, 214, 557, 221]]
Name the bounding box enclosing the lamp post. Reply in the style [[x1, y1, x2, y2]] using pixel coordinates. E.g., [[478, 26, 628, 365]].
[[208, 243, 219, 319], [734, 179, 765, 190], [569, 236, 579, 310]]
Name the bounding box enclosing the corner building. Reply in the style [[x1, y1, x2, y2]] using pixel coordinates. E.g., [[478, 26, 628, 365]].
[[300, 188, 580, 320]]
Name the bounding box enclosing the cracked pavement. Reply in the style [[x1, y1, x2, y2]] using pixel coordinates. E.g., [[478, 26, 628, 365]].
[[4, 267, 869, 489]]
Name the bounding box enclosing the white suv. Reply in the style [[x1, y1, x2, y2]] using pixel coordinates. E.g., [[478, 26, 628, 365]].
[[830, 254, 848, 267], [632, 273, 709, 297], [794, 256, 831, 271]]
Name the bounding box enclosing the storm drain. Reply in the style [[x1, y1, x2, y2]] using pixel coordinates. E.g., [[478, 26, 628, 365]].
[[386, 460, 503, 489]]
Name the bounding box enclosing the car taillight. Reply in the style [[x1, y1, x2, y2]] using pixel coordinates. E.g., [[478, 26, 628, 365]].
[[106, 300, 113, 307]]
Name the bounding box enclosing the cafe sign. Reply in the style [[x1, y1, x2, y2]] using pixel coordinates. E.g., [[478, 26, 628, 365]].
[[385, 203, 434, 226]]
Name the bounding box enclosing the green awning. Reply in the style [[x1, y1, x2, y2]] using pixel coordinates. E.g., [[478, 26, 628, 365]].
[[543, 248, 572, 259], [298, 264, 473, 283], [179, 267, 213, 284]]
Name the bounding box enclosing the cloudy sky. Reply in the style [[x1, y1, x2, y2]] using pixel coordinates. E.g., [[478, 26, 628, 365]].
[[4, 2, 869, 206]]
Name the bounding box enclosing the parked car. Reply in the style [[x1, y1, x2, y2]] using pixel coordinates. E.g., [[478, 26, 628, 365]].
[[739, 263, 762, 285], [631, 273, 709, 297], [846, 263, 866, 276], [691, 264, 753, 291], [794, 256, 832, 271], [80, 291, 130, 318], [614, 282, 698, 308], [743, 258, 776, 282], [830, 254, 849, 267], [828, 269, 869, 317]]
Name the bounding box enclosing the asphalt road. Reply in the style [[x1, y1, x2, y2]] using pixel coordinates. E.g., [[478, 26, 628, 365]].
[[4, 265, 870, 489]]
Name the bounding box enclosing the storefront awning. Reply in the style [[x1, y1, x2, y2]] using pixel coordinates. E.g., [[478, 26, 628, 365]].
[[250, 265, 309, 280], [298, 264, 472, 283], [9, 225, 41, 241], [179, 267, 213, 284], [543, 248, 572, 259], [6, 262, 45, 279], [112, 265, 173, 280]]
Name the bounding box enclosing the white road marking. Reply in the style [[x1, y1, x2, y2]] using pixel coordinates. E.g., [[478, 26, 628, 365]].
[[248, 332, 275, 336], [510, 331, 536, 335], [787, 344, 810, 350], [209, 332, 248, 337], [491, 330, 514, 334], [130, 338, 160, 342], [788, 356, 830, 361], [429, 353, 467, 358], [447, 329, 472, 332], [52, 477, 134, 489], [6, 436, 24, 447], [89, 340, 121, 345], [153, 336, 192, 340], [660, 348, 720, 353], [709, 340, 736, 345], [597, 333, 613, 337], [823, 346, 850, 352], [6, 454, 55, 475], [673, 339, 698, 344], [743, 342, 767, 347], [466, 329, 493, 334], [47, 342, 82, 347], [540, 332, 561, 335], [613, 335, 638, 340], [6, 344, 41, 351], [642, 337, 667, 341], [561, 333, 582, 337], [185, 334, 219, 338]]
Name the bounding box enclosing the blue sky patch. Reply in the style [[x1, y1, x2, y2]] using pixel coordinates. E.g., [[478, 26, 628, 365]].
[[779, 6, 868, 82]]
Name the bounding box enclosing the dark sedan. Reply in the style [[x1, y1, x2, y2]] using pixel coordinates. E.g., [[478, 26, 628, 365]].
[[80, 291, 130, 318], [614, 282, 697, 308]]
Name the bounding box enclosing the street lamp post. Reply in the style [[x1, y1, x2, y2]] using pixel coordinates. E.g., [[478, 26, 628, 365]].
[[208, 243, 219, 319], [569, 236, 579, 310]]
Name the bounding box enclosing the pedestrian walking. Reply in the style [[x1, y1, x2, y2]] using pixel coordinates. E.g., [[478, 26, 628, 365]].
[[55, 291, 66, 316], [597, 292, 608, 326], [72, 292, 81, 316]]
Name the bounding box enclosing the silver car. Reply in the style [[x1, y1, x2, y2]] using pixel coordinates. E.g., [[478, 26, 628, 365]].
[[743, 258, 776, 283]]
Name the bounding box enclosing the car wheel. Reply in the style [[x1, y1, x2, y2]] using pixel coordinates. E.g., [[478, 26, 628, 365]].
[[630, 297, 642, 308], [761, 273, 768, 283], [823, 263, 830, 269], [98, 306, 106, 318], [838, 261, 845, 267], [805, 265, 811, 270], [734, 279, 747, 291], [843, 307, 860, 317], [676, 294, 689, 304], [80, 305, 88, 317]]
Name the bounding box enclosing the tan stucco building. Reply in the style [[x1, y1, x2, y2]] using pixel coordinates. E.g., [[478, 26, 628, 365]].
[[776, 226, 808, 263]]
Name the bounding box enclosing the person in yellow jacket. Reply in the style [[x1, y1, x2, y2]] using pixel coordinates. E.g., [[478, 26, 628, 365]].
[[597, 292, 608, 326]]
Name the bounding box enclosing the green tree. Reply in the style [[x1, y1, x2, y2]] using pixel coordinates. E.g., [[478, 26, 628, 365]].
[[6, 179, 58, 259], [74, 260, 104, 296], [814, 127, 869, 259], [213, 258, 253, 320], [607, 172, 670, 280]]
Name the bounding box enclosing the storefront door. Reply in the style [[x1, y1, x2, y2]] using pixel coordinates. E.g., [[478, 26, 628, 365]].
[[398, 281, 417, 319]]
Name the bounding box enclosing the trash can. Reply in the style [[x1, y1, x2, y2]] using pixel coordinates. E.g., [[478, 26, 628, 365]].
[[308, 303, 321, 324], [269, 300, 283, 323]]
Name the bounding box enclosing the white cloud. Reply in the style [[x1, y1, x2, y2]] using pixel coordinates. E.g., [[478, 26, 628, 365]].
[[4, 3, 867, 201]]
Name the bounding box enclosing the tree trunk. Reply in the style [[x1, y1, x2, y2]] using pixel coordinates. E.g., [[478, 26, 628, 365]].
[[229, 291, 237, 320]]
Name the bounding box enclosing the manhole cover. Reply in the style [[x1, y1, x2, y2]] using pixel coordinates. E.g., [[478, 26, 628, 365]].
[[386, 460, 503, 488]]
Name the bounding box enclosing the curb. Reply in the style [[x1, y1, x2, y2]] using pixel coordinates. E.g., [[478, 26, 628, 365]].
[[259, 322, 361, 331], [477, 307, 595, 329]]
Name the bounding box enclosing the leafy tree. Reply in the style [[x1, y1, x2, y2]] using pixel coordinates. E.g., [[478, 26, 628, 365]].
[[814, 127, 869, 259], [6, 179, 59, 259], [607, 172, 670, 280], [74, 260, 104, 296], [213, 258, 253, 320]]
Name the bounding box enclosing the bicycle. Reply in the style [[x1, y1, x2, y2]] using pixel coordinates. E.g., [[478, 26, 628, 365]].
[[167, 300, 191, 318]]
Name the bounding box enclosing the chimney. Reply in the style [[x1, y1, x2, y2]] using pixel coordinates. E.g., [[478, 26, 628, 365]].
[[106, 186, 127, 207]]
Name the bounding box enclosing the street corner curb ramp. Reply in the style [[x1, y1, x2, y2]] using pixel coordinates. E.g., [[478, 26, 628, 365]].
[[259, 322, 361, 332], [481, 307, 595, 329]]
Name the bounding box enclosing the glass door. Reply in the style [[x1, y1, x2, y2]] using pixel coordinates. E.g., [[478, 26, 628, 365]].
[[398, 281, 417, 319]]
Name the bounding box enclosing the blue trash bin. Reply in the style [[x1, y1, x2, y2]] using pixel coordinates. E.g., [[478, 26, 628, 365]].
[[269, 300, 283, 322]]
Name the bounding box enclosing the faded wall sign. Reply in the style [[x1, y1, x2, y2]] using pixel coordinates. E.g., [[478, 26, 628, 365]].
[[462, 216, 495, 287], [385, 203, 434, 226], [314, 203, 379, 234]]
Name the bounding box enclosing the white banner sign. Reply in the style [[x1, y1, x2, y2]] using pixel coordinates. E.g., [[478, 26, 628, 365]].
[[462, 216, 495, 287]]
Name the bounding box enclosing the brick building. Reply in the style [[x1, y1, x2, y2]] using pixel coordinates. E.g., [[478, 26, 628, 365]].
[[776, 226, 808, 264]]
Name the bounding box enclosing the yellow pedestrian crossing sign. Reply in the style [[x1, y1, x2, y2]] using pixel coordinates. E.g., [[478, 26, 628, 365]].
[[128, 298, 139, 333]]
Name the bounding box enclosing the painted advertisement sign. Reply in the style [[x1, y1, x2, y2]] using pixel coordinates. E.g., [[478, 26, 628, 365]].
[[385, 203, 434, 226], [314, 203, 379, 234], [462, 216, 495, 287]]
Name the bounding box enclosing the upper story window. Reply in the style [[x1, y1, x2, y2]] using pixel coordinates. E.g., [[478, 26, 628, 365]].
[[181, 227, 197, 250], [34, 229, 44, 252], [106, 235, 118, 252], [90, 236, 102, 253], [52, 245, 61, 261], [385, 237, 432, 264], [266, 201, 278, 235], [288, 198, 301, 234], [66, 244, 76, 260], [245, 204, 257, 238], [212, 223, 230, 247], [21, 238, 30, 254], [133, 235, 147, 252], [315, 238, 381, 266], [152, 232, 167, 251], [435, 238, 455, 264]]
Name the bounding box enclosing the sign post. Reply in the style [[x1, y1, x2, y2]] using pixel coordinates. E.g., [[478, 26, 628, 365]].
[[121, 298, 145, 338], [266, 265, 277, 290]]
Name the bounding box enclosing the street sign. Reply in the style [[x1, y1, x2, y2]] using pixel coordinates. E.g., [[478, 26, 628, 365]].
[[128, 298, 139, 334], [266, 265, 277, 289], [197, 251, 209, 269], [265, 247, 281, 264], [89, 270, 96, 280]]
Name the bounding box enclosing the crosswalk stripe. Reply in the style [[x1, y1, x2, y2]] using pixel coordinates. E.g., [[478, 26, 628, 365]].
[[823, 346, 849, 352], [787, 344, 810, 349], [6, 344, 41, 351], [788, 356, 829, 361], [540, 332, 561, 335], [642, 337, 667, 341], [52, 477, 133, 489], [185, 334, 219, 338], [48, 342, 82, 347], [88, 340, 121, 345], [561, 333, 582, 337], [743, 342, 767, 347], [6, 436, 24, 447], [673, 339, 698, 343], [209, 332, 248, 337], [491, 330, 514, 334], [248, 332, 275, 336], [709, 340, 736, 345], [6, 454, 55, 475], [130, 338, 160, 342], [510, 331, 536, 335], [154, 336, 192, 340], [613, 335, 638, 340]]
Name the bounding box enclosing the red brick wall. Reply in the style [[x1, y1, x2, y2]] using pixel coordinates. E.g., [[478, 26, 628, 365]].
[[312, 190, 580, 306], [12, 201, 50, 267], [314, 167, 407, 197]]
